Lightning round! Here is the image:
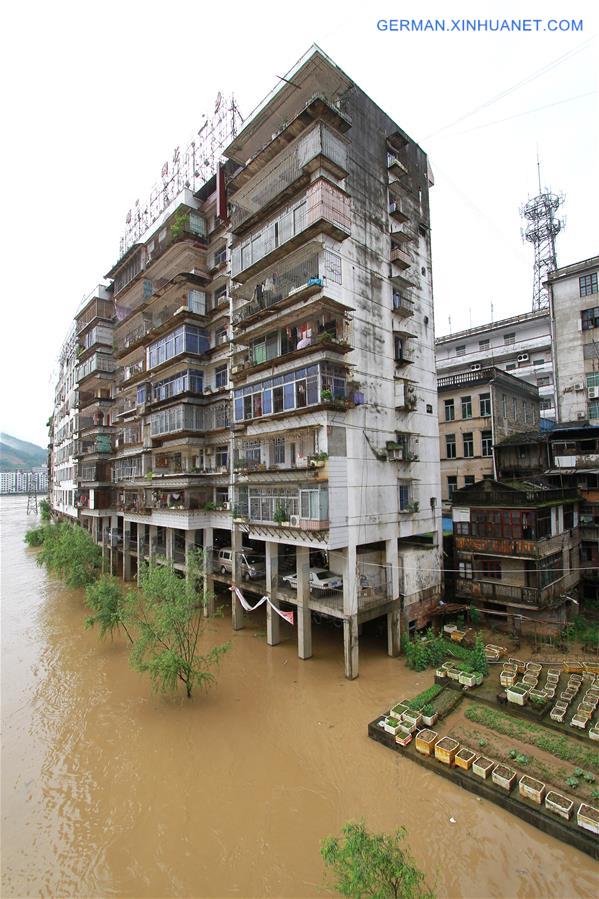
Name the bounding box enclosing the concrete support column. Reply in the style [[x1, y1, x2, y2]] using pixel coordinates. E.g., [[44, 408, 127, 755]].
[[386, 538, 402, 657], [123, 521, 132, 581], [148, 524, 157, 565], [110, 513, 119, 576], [165, 527, 174, 563], [342, 544, 358, 616], [184, 531, 196, 580], [265, 541, 280, 646], [137, 523, 146, 585], [203, 527, 215, 617], [343, 615, 359, 680], [231, 525, 245, 631], [296, 545, 312, 660], [101, 516, 108, 574]]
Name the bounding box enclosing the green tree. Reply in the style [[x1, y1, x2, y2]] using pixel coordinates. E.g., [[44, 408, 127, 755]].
[[85, 576, 134, 643], [39, 499, 51, 521], [321, 821, 435, 899], [127, 551, 230, 698], [32, 522, 101, 587], [471, 633, 489, 676]]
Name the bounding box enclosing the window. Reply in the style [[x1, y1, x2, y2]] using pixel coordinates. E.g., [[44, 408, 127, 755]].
[[447, 476, 458, 500], [538, 552, 562, 588], [456, 345, 466, 357], [446, 434, 456, 459], [444, 399, 455, 421], [481, 560, 501, 579], [463, 432, 474, 457], [458, 561, 473, 579], [536, 509, 551, 539], [479, 393, 491, 417], [479, 339, 490, 352], [215, 325, 228, 346], [147, 325, 209, 369], [563, 506, 574, 530], [454, 522, 470, 536], [215, 365, 228, 388], [533, 358, 545, 366], [398, 481, 411, 511], [215, 446, 228, 469], [481, 430, 493, 456], [394, 335, 405, 362], [537, 375, 553, 387], [590, 400, 599, 420], [143, 278, 154, 300], [464, 475, 475, 487], [502, 394, 507, 417], [233, 362, 343, 422], [504, 332, 515, 346], [512, 397, 518, 420], [461, 396, 472, 419], [300, 488, 327, 520], [505, 363, 517, 371], [540, 398, 553, 411], [214, 246, 227, 266], [188, 289, 206, 315], [273, 437, 285, 464], [324, 250, 342, 284], [581, 306, 599, 330], [214, 284, 228, 305], [580, 273, 598, 297], [188, 212, 206, 236]]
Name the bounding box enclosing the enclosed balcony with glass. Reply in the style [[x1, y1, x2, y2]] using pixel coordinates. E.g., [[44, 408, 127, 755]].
[[237, 484, 329, 530], [148, 369, 204, 405], [150, 401, 230, 439], [233, 362, 357, 424], [231, 179, 351, 283], [77, 353, 116, 383], [146, 324, 210, 372], [233, 428, 321, 472]]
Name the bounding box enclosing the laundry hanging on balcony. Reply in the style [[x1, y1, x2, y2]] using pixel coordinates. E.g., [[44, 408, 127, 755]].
[[230, 587, 294, 625]]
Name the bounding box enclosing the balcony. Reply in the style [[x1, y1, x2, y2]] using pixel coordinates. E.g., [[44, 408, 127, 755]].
[[233, 253, 321, 329], [115, 357, 145, 386], [391, 245, 412, 270], [77, 353, 116, 383], [231, 180, 351, 283], [455, 531, 576, 558], [456, 571, 580, 609], [387, 152, 408, 178], [230, 123, 349, 236], [392, 292, 414, 318], [75, 432, 114, 457], [149, 401, 230, 440], [453, 486, 579, 507], [114, 319, 154, 358], [76, 296, 114, 334], [388, 200, 409, 223]]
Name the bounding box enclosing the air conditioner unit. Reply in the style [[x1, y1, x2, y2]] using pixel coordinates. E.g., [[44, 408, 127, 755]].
[[222, 501, 230, 511], [388, 447, 404, 461], [517, 353, 529, 363], [574, 382, 584, 391], [588, 386, 599, 399], [289, 514, 300, 527], [470, 363, 481, 371]]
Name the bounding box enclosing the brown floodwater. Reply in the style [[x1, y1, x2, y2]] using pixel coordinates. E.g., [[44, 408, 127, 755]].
[[1, 495, 597, 898]]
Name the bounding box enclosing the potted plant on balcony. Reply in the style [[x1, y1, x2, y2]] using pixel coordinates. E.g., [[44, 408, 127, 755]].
[[308, 451, 328, 469], [231, 506, 247, 524], [273, 506, 289, 526], [320, 388, 333, 402]]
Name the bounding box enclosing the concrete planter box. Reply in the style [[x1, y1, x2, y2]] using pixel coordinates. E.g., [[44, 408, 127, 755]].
[[519, 775, 546, 804], [526, 662, 542, 676], [399, 715, 418, 734], [435, 668, 447, 679], [550, 703, 567, 722], [577, 803, 599, 835], [443, 624, 457, 634], [446, 668, 461, 681], [500, 672, 517, 688], [570, 714, 588, 730], [434, 737, 459, 766], [384, 717, 402, 735], [402, 711, 423, 728], [389, 701, 410, 717], [473, 757, 495, 779], [492, 764, 517, 792], [522, 673, 539, 688], [459, 672, 478, 687], [395, 726, 413, 747], [415, 729, 438, 756], [543, 686, 556, 699], [455, 748, 476, 771], [588, 726, 599, 741], [545, 791, 574, 820], [507, 685, 529, 705], [422, 712, 438, 727], [528, 688, 547, 703], [509, 658, 525, 673]]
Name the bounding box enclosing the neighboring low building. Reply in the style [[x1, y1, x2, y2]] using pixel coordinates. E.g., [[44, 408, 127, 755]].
[[496, 423, 599, 605], [451, 478, 580, 633], [547, 255, 599, 423], [435, 309, 555, 419], [437, 367, 540, 507]]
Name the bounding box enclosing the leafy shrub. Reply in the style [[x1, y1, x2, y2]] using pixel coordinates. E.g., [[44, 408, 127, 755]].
[[566, 776, 580, 789], [25, 525, 47, 547], [583, 772, 595, 784], [515, 754, 529, 766], [478, 739, 487, 748]]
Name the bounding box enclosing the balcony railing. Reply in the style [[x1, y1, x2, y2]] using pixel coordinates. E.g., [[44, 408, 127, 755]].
[[230, 123, 348, 235], [233, 254, 320, 326], [231, 180, 351, 282], [456, 572, 579, 607], [77, 353, 116, 381], [115, 358, 145, 385], [76, 298, 114, 334], [453, 487, 579, 507]]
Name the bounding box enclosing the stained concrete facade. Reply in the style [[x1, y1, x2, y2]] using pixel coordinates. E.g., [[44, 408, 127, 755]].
[[546, 256, 599, 424]]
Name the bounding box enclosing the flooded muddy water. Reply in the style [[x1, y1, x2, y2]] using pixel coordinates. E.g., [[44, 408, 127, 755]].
[[1, 496, 597, 897]]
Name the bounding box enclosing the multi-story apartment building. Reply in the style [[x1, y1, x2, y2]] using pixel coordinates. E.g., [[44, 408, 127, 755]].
[[547, 256, 599, 423], [436, 309, 555, 419], [496, 423, 599, 604], [451, 478, 580, 633], [51, 325, 80, 518], [437, 367, 540, 507], [49, 46, 443, 677], [74, 285, 117, 542]]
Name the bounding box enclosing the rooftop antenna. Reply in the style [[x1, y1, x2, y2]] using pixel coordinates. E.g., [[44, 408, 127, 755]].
[[520, 155, 564, 312], [448, 315, 452, 334]]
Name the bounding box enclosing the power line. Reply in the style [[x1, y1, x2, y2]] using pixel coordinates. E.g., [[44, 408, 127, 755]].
[[451, 90, 597, 136]]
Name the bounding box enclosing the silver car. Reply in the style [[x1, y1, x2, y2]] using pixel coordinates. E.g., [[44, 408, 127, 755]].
[[282, 568, 343, 593]]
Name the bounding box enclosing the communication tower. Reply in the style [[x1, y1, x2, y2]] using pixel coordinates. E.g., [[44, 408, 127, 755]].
[[520, 161, 564, 311]]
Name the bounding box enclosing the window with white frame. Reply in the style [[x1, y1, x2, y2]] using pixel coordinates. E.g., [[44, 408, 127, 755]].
[[398, 481, 411, 510]]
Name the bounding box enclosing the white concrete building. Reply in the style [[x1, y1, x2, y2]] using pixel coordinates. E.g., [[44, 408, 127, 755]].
[[436, 309, 555, 420], [546, 256, 599, 423], [50, 325, 79, 519]]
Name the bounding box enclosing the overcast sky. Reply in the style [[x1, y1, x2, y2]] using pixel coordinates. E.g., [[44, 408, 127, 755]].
[[1, 0, 597, 447]]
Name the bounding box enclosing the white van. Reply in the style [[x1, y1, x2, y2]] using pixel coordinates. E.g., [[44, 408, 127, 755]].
[[216, 547, 266, 580]]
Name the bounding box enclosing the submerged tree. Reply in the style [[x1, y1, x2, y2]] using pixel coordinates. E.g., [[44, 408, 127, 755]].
[[471, 633, 489, 676], [32, 522, 101, 587], [321, 821, 435, 899], [127, 551, 230, 698], [85, 576, 134, 643]]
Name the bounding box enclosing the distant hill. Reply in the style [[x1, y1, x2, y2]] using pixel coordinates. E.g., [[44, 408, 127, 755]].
[[0, 433, 47, 472]]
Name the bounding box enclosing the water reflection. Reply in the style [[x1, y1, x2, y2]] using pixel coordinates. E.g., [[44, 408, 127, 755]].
[[1, 496, 597, 898]]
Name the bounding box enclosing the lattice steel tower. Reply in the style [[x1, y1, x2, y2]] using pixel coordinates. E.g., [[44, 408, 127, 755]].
[[520, 162, 564, 311]]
